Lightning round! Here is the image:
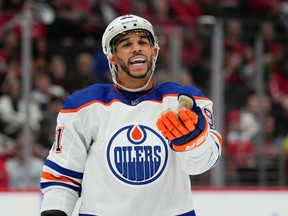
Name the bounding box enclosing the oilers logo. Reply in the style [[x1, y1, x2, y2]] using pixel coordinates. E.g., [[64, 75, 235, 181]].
[[107, 124, 168, 185]]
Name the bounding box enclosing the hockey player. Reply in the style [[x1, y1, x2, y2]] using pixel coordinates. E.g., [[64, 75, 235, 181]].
[[40, 14, 222, 216]]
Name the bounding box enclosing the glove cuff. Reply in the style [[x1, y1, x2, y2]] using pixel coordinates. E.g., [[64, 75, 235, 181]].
[[171, 120, 209, 152]]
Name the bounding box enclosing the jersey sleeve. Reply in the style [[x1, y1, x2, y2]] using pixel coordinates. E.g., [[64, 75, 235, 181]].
[[40, 97, 92, 215]]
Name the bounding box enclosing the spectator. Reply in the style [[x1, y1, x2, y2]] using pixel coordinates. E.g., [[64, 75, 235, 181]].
[[150, 0, 177, 69], [0, 27, 21, 77], [189, 50, 212, 95], [260, 22, 284, 85], [261, 114, 285, 185], [47, 0, 97, 44], [0, 77, 42, 139], [264, 42, 285, 86], [150, 0, 175, 28], [5, 129, 44, 189], [223, 19, 247, 90], [0, 58, 20, 96], [238, 45, 256, 90], [130, 0, 153, 20], [69, 52, 98, 92], [270, 94, 288, 137], [268, 57, 288, 104], [48, 54, 73, 94], [262, 115, 283, 162], [169, 0, 202, 28], [224, 19, 246, 57], [31, 71, 67, 112], [32, 37, 51, 75], [225, 92, 272, 184], [239, 92, 271, 142], [181, 28, 205, 68], [13, 0, 47, 41], [223, 45, 243, 88], [225, 109, 256, 184], [261, 21, 278, 53]]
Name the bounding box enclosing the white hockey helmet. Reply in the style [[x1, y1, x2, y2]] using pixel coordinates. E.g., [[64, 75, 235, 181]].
[[101, 14, 160, 92], [102, 14, 159, 57]]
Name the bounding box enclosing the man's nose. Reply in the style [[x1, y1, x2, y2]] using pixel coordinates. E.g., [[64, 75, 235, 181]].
[[131, 43, 142, 53]]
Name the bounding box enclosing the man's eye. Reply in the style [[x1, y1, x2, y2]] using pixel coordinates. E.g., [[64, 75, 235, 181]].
[[121, 43, 130, 47]]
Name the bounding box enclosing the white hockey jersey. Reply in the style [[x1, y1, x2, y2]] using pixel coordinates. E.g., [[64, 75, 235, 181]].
[[40, 82, 222, 216]]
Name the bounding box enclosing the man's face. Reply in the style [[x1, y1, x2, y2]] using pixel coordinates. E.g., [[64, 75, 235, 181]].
[[109, 32, 157, 81]]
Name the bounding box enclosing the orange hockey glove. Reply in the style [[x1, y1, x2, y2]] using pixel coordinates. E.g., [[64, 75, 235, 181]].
[[156, 95, 209, 152]]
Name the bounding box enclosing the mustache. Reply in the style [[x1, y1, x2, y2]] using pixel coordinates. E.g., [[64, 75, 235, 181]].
[[128, 53, 147, 62]]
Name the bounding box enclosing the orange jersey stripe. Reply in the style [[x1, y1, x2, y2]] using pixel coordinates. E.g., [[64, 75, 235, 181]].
[[210, 130, 223, 147], [60, 94, 210, 113], [60, 99, 122, 113], [41, 171, 81, 186]]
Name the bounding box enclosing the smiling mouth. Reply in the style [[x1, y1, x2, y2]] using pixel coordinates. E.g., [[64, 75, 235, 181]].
[[129, 56, 146, 66]]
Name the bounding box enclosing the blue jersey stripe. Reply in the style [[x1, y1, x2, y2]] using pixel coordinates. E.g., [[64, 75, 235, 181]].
[[45, 159, 83, 179], [177, 210, 196, 216], [79, 214, 96, 216], [77, 210, 196, 216], [40, 182, 81, 192]]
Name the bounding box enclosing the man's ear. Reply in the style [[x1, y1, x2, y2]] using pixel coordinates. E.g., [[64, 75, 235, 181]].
[[152, 47, 157, 60], [109, 55, 116, 65]]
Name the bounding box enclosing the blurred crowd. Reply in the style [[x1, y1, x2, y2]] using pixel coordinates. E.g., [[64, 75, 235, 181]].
[[1, 0, 288, 189]]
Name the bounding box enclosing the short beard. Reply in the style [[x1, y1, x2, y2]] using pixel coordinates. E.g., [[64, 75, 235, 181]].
[[117, 55, 153, 79]]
